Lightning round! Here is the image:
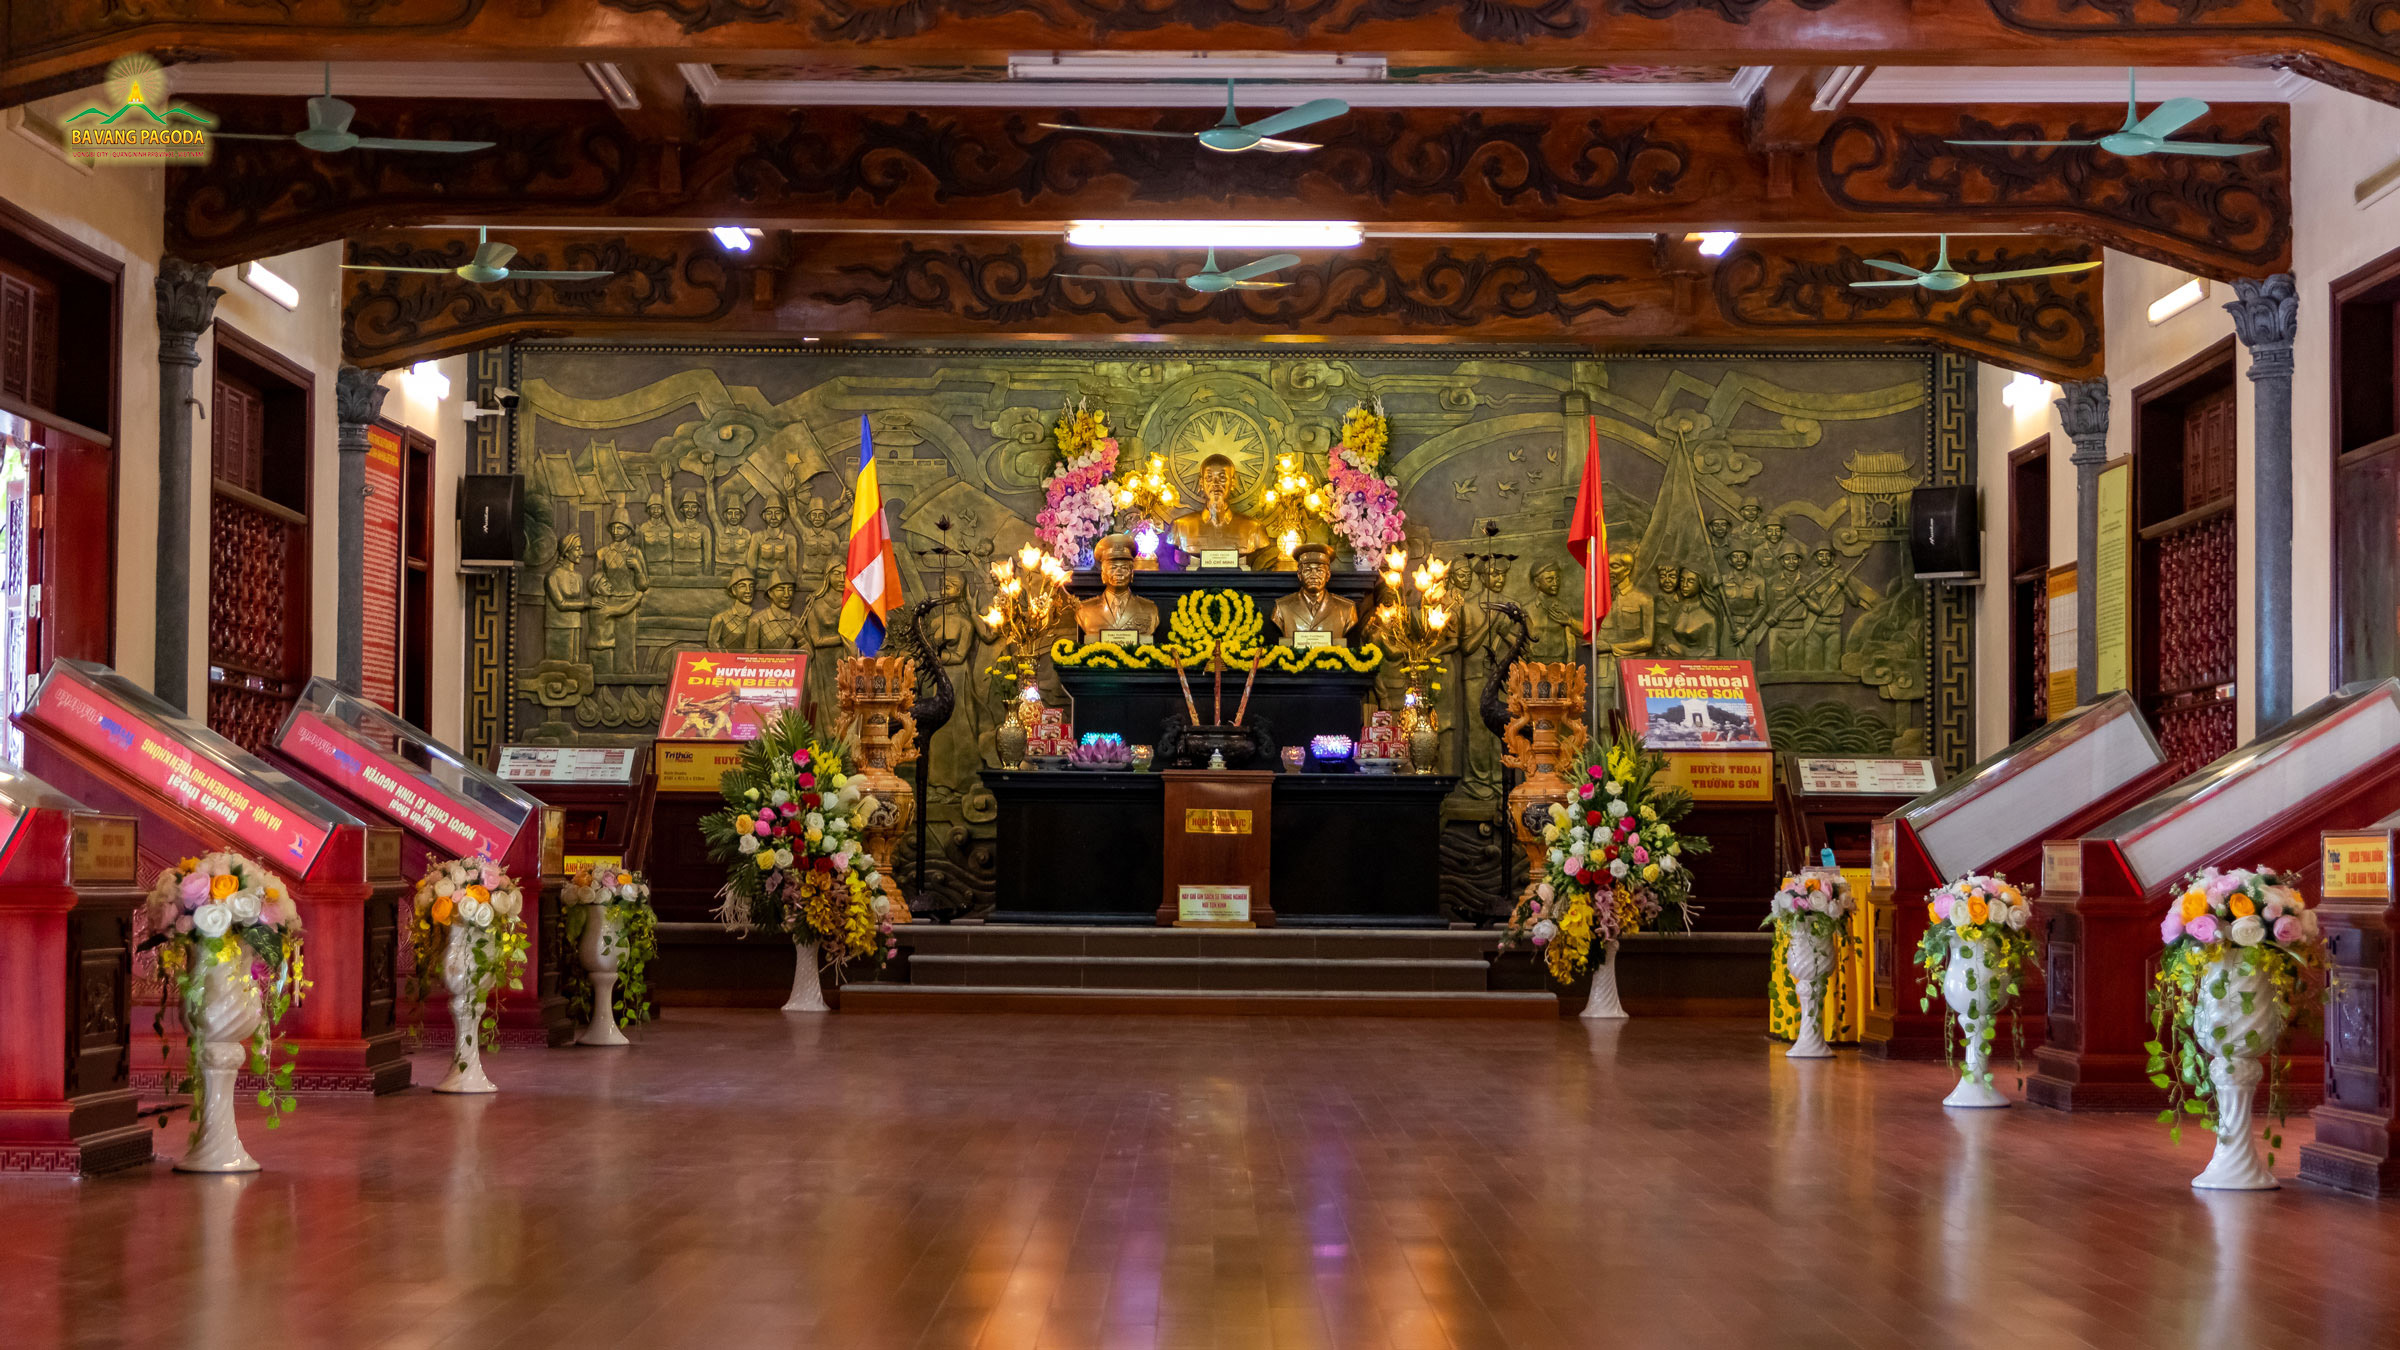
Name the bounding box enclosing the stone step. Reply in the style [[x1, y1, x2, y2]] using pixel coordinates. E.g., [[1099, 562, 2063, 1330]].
[[897, 924, 1504, 962], [906, 952, 1492, 993], [841, 985, 1559, 1018]]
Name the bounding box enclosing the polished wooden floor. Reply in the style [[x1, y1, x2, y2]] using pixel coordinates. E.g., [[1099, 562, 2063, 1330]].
[[4, 1012, 2395, 1350]]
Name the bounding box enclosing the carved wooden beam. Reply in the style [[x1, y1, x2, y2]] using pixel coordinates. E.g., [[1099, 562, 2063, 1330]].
[[172, 99, 2288, 279], [11, 0, 2400, 108], [341, 229, 2105, 380]]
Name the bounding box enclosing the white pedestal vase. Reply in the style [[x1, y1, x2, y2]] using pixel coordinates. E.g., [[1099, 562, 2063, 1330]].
[[1582, 939, 1628, 1020], [783, 939, 830, 1013], [1784, 925, 1836, 1059], [434, 925, 500, 1095], [1941, 937, 2013, 1109], [574, 906, 630, 1047], [176, 950, 265, 1174], [2190, 958, 2288, 1191]]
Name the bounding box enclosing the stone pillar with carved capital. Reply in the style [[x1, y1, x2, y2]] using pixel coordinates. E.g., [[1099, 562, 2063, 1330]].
[[2054, 379, 2109, 707], [2227, 274, 2298, 734], [335, 367, 391, 696], [154, 258, 221, 711]]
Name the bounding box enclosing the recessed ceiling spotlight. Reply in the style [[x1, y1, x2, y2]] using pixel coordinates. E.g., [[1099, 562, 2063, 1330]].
[[711, 226, 762, 251], [1067, 220, 1361, 249], [1692, 232, 1740, 257]]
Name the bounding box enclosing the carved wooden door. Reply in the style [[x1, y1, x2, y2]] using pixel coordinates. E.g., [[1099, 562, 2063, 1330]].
[[205, 371, 306, 751], [2146, 387, 2239, 777]]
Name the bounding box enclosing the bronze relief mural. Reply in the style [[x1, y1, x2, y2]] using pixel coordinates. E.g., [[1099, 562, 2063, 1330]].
[[484, 342, 1970, 913]]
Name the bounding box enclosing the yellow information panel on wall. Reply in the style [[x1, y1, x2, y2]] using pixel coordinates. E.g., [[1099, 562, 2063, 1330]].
[[2323, 832, 2392, 899], [2094, 462, 2132, 695], [1656, 751, 1773, 801], [656, 741, 745, 793]]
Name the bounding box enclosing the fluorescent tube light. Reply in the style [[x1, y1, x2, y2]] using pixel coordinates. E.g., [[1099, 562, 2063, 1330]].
[[1694, 231, 1740, 257], [1066, 220, 1362, 249], [711, 226, 760, 251], [241, 260, 298, 310], [2147, 278, 2207, 325]]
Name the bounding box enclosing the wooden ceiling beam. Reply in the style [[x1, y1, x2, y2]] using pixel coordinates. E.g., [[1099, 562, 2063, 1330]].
[[338, 229, 2106, 379], [166, 99, 2290, 279], [9, 0, 2400, 107]]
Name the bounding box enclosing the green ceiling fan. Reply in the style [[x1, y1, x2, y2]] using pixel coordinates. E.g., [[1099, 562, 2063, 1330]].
[[342, 227, 615, 284], [1946, 70, 2268, 158], [215, 64, 496, 156], [1039, 81, 1347, 154], [1848, 236, 2100, 292], [1053, 249, 1304, 292]]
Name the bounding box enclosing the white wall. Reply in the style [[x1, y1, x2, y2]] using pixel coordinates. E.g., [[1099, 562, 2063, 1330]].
[[1974, 83, 2400, 756]]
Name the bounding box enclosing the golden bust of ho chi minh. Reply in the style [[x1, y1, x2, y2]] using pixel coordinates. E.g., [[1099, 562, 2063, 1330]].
[[1271, 542, 1357, 646], [1075, 533, 1162, 645], [1167, 453, 1276, 570]]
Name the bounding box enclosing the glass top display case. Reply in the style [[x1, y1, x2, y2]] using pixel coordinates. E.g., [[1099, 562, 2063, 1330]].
[[275, 678, 543, 866], [18, 659, 368, 876], [1888, 691, 2169, 882], [2080, 679, 2400, 893]]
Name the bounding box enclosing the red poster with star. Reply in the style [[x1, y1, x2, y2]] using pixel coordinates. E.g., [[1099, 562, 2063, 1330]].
[[655, 651, 807, 741], [1621, 659, 1770, 751]]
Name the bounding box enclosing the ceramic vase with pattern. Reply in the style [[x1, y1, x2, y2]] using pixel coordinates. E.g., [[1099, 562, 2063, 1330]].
[[575, 905, 630, 1047], [176, 948, 265, 1173], [1582, 939, 1627, 1020], [1941, 936, 2012, 1108], [2190, 958, 2288, 1191], [784, 939, 830, 1013], [1784, 925, 1836, 1059], [435, 925, 500, 1094]]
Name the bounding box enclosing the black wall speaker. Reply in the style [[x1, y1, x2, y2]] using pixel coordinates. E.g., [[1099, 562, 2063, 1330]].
[[457, 474, 524, 568], [1909, 485, 1979, 580]]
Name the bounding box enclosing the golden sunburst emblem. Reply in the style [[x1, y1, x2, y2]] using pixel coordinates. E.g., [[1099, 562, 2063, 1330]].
[[1167, 409, 1271, 513]]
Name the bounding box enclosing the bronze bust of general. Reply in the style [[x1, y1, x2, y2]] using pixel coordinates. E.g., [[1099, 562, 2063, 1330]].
[[1075, 533, 1161, 645], [1167, 453, 1275, 570], [1271, 542, 1356, 647]]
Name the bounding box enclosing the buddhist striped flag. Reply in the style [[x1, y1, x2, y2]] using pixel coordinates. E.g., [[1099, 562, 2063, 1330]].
[[1566, 415, 1610, 637], [837, 414, 903, 656]]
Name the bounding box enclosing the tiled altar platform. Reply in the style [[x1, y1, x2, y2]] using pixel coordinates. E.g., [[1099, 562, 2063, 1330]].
[[9, 1012, 2395, 1349]]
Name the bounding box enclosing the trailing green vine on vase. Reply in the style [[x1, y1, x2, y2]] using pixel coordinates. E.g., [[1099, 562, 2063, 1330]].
[[563, 865, 660, 1030]]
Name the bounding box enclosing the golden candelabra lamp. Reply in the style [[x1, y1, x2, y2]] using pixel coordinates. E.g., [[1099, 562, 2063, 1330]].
[[979, 542, 1071, 767], [1366, 546, 1456, 774], [1112, 453, 1181, 567], [1258, 452, 1332, 566], [835, 654, 920, 914]]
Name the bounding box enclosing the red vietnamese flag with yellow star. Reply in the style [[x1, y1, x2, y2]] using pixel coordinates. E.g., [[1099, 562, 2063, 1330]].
[[1566, 415, 1611, 637]]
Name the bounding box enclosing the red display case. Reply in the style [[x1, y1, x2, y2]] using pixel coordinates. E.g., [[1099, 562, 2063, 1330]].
[[1864, 693, 2173, 1059], [2302, 812, 2400, 1195], [272, 679, 571, 1047], [0, 764, 146, 1174], [2030, 680, 2400, 1111], [16, 660, 411, 1095]]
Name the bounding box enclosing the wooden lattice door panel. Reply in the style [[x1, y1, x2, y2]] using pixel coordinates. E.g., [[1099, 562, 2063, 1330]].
[[0, 263, 59, 413], [2148, 512, 2239, 778], [205, 491, 304, 752], [211, 373, 264, 496], [2182, 387, 2237, 512]]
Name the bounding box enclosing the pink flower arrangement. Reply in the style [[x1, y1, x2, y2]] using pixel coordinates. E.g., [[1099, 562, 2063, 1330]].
[[1036, 403, 1122, 566], [1327, 443, 1403, 562]]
